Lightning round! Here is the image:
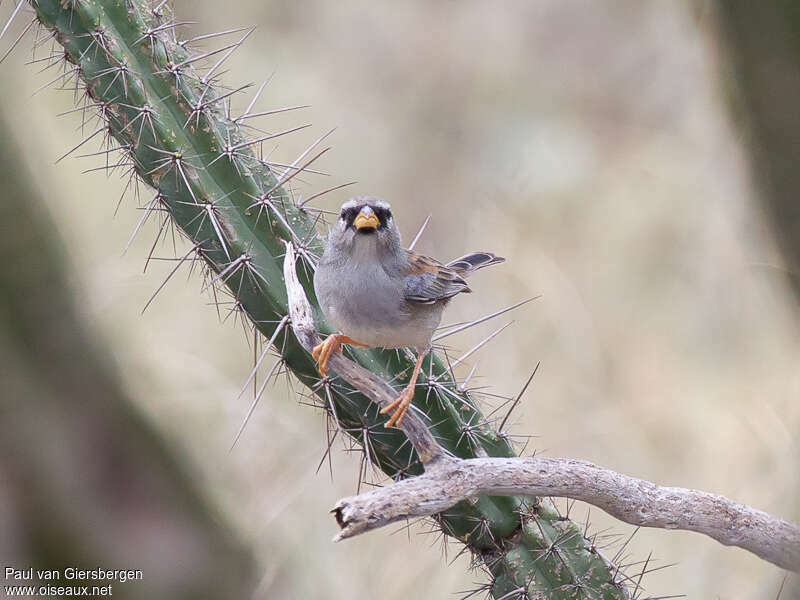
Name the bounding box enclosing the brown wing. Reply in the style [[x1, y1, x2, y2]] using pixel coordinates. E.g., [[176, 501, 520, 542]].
[[402, 251, 471, 304]]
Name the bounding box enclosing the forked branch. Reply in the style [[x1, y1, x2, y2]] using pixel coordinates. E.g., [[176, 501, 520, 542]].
[[282, 242, 800, 574]]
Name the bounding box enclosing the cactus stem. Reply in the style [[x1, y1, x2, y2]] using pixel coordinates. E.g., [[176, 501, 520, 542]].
[[186, 82, 252, 130]]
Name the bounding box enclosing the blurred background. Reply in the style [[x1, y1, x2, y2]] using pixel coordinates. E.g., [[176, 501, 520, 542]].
[[1, 1, 799, 598]]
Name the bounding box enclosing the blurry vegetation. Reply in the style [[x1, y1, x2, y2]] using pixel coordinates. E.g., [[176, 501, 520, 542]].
[[716, 1, 800, 302], [715, 6, 800, 598], [0, 111, 257, 599]]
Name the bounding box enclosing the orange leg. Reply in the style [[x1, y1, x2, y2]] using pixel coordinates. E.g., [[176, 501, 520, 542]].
[[381, 349, 427, 428], [312, 334, 369, 377]]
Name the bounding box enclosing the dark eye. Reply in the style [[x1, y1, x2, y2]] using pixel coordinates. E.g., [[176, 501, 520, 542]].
[[373, 207, 392, 226], [340, 207, 359, 224]]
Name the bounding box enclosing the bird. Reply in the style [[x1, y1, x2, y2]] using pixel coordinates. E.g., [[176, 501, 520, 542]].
[[312, 197, 504, 428]]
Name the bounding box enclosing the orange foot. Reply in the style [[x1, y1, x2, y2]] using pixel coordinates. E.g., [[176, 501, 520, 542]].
[[380, 385, 414, 428], [311, 334, 368, 377], [380, 348, 428, 428]]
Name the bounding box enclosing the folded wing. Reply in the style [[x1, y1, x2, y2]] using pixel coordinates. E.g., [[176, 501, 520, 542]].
[[402, 252, 471, 304]]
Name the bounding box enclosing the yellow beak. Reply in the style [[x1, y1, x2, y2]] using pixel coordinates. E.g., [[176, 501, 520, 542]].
[[354, 210, 380, 230]]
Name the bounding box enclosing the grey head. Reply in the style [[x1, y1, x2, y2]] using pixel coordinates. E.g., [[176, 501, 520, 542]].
[[324, 197, 403, 264]]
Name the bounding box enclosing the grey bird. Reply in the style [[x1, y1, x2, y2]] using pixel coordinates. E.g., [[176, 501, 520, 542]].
[[313, 197, 504, 427]]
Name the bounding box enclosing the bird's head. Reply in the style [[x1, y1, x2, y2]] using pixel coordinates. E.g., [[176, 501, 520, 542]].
[[329, 197, 401, 258]]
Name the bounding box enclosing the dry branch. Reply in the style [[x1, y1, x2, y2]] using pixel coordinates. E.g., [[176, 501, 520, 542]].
[[333, 456, 800, 572]]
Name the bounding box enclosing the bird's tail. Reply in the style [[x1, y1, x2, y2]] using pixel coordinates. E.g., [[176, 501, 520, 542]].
[[446, 252, 505, 277]]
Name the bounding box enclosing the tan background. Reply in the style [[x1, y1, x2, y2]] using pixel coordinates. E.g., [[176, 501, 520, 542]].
[[1, 0, 798, 597]]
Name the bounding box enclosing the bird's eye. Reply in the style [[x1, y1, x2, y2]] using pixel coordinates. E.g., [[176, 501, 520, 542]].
[[340, 208, 358, 224], [373, 207, 391, 227]]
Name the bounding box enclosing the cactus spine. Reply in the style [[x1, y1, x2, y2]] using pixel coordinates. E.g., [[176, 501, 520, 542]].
[[28, 1, 631, 597]]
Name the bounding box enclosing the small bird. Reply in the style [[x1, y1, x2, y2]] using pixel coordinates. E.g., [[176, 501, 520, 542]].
[[313, 197, 504, 427]]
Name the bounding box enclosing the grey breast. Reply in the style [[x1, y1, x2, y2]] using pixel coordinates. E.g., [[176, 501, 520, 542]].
[[314, 251, 443, 349]]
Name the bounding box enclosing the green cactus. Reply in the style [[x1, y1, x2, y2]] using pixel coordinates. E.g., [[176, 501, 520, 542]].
[[25, 1, 632, 597]]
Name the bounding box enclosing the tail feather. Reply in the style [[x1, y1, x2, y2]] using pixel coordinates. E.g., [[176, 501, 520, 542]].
[[446, 252, 505, 276]]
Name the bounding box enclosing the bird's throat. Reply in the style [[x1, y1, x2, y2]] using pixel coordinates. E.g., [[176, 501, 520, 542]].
[[349, 232, 380, 264]]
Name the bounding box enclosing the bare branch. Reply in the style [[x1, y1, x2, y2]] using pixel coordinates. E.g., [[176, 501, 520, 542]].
[[332, 455, 800, 572]]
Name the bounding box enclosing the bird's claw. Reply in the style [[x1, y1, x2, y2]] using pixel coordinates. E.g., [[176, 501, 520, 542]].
[[312, 336, 341, 377], [312, 334, 368, 378], [381, 386, 414, 428]]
